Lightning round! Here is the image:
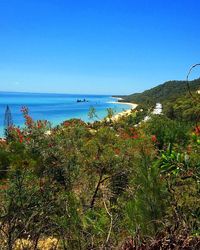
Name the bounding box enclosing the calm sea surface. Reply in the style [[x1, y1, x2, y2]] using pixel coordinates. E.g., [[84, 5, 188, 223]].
[[0, 92, 131, 136]]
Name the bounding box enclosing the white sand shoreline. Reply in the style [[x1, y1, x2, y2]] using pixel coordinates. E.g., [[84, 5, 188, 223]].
[[108, 101, 138, 121]]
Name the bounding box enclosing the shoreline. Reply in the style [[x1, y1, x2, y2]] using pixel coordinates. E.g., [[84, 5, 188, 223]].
[[107, 101, 138, 121]]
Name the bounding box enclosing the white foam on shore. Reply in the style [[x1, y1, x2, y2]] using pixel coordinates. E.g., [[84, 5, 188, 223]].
[[107, 101, 137, 108], [111, 97, 124, 101]]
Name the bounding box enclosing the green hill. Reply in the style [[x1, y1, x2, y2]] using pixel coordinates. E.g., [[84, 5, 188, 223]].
[[121, 78, 200, 106]]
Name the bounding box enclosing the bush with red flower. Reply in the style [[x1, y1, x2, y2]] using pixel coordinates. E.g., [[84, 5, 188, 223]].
[[0, 103, 199, 249]]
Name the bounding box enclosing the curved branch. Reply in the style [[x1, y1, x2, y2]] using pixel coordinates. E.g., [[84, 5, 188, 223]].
[[186, 63, 200, 132], [186, 63, 200, 98]]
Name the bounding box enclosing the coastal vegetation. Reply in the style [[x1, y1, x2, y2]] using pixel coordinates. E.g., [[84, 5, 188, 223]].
[[0, 84, 199, 249]]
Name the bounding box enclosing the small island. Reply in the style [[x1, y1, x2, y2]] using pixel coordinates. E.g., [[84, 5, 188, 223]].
[[77, 98, 89, 103]]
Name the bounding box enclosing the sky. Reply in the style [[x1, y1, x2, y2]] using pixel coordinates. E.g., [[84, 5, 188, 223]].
[[0, 0, 200, 95]]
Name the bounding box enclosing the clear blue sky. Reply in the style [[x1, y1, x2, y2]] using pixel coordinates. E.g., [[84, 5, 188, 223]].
[[0, 0, 200, 95]]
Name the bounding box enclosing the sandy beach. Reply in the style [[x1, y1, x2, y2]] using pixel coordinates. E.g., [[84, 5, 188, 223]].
[[108, 101, 138, 121]]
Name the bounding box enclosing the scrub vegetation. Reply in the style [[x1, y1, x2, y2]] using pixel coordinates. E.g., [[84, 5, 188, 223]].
[[0, 83, 199, 249]]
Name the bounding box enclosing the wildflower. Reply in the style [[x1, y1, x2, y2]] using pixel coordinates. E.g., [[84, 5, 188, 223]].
[[19, 139, 23, 143], [131, 134, 139, 139], [195, 125, 200, 136], [37, 120, 42, 129], [63, 121, 71, 127], [151, 135, 157, 143], [114, 148, 120, 155], [25, 115, 33, 127]]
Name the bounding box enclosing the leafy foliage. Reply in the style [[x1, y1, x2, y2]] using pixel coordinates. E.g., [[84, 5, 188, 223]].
[[0, 103, 199, 249]]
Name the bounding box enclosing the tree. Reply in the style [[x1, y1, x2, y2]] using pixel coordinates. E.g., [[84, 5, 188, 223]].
[[123, 140, 168, 238], [88, 106, 99, 120], [4, 105, 13, 137]]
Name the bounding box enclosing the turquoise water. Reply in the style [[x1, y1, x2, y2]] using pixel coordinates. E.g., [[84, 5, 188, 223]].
[[0, 92, 131, 136]]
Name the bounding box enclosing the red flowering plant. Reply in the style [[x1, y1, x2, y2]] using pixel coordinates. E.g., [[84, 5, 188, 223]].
[[21, 106, 51, 134], [61, 118, 88, 129], [114, 148, 121, 155], [5, 107, 52, 150], [195, 125, 200, 136], [0, 179, 9, 191], [6, 125, 33, 146], [151, 135, 157, 143], [6, 126, 25, 144], [62, 121, 71, 127], [21, 106, 34, 129], [191, 124, 200, 145], [118, 127, 140, 140]]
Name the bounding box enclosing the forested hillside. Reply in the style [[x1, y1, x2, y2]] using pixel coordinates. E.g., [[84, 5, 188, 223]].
[[121, 78, 200, 106]]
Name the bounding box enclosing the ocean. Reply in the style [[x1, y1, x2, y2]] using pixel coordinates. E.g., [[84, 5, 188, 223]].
[[0, 92, 131, 137]]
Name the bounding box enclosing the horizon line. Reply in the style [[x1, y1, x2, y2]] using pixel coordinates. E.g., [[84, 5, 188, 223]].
[[0, 90, 128, 97]]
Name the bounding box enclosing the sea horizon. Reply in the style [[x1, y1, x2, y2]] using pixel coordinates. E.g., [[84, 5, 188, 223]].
[[0, 90, 124, 97]]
